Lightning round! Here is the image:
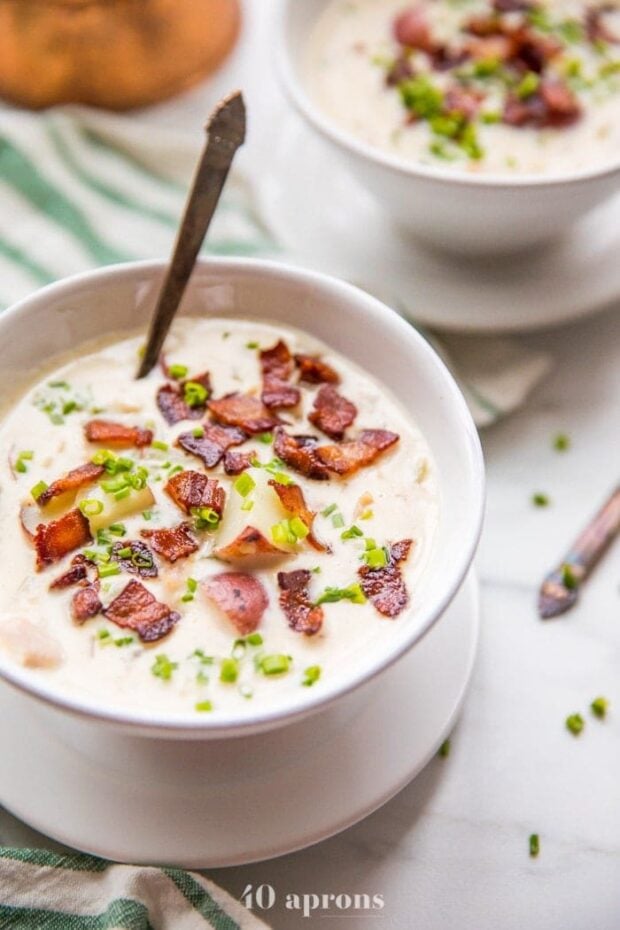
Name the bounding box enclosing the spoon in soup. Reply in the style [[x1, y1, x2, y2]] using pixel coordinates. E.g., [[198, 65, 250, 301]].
[[136, 90, 246, 379]]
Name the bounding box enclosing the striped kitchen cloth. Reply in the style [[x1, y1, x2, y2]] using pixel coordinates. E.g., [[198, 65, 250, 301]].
[[0, 104, 551, 428], [0, 847, 268, 929]]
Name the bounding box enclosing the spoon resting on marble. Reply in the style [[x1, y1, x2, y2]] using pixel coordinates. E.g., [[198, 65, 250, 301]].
[[136, 90, 246, 379], [538, 484, 620, 619]]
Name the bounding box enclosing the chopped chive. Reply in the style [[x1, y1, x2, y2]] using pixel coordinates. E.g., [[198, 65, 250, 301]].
[[98, 563, 121, 579], [258, 654, 292, 676], [258, 432, 273, 444], [360, 509, 373, 520], [48, 380, 70, 389], [107, 523, 126, 536], [168, 364, 188, 380], [246, 632, 263, 646], [191, 648, 214, 665], [152, 440, 169, 451], [438, 738, 451, 758], [142, 510, 153, 521], [316, 583, 366, 605], [233, 472, 255, 498], [321, 503, 337, 517], [532, 492, 550, 507], [302, 665, 321, 687], [220, 658, 239, 683], [192, 426, 205, 438], [363, 547, 388, 569], [529, 834, 540, 858], [151, 654, 178, 681], [187, 577, 198, 593], [79, 498, 104, 517], [31, 480, 49, 502], [114, 636, 134, 648], [114, 487, 131, 501], [561, 563, 578, 590], [290, 516, 309, 540], [516, 71, 540, 99], [195, 700, 213, 712], [590, 696, 609, 719], [183, 381, 208, 408], [565, 712, 584, 736], [116, 546, 133, 559], [553, 432, 571, 452], [341, 524, 363, 540], [240, 499, 254, 512], [331, 513, 345, 528], [96, 629, 112, 642], [246, 341, 260, 349]]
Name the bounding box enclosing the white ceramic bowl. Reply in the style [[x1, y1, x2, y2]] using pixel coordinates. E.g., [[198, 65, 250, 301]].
[[0, 258, 484, 739], [275, 0, 620, 255]]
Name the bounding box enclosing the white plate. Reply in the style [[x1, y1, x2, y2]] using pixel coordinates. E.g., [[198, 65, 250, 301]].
[[0, 573, 478, 867], [257, 111, 620, 333]]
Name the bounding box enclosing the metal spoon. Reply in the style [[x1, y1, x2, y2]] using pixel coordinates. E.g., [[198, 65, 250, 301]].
[[136, 90, 246, 379]]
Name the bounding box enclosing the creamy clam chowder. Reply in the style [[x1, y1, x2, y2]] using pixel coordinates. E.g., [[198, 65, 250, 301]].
[[0, 318, 438, 716], [307, 0, 620, 174]]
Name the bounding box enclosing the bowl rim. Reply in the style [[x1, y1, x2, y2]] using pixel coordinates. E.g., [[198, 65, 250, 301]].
[[0, 257, 485, 735], [274, 0, 620, 190]]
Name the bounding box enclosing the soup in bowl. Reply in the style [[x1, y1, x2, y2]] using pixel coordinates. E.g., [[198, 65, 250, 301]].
[[276, 0, 620, 253], [0, 259, 483, 737]]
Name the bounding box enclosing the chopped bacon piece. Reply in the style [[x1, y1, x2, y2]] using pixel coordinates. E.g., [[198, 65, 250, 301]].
[[586, 5, 620, 43], [466, 34, 515, 61], [260, 340, 301, 409], [465, 14, 503, 37], [104, 580, 180, 642], [444, 86, 484, 120], [72, 585, 102, 624], [156, 373, 211, 425], [176, 424, 246, 468], [359, 539, 414, 618], [37, 462, 104, 507], [539, 80, 581, 126], [316, 429, 400, 477], [269, 479, 327, 553], [223, 450, 254, 476], [294, 354, 340, 385], [208, 393, 282, 434], [273, 428, 330, 481], [308, 384, 357, 440], [141, 523, 198, 563], [50, 559, 88, 590], [431, 45, 470, 71], [393, 6, 436, 52], [111, 540, 157, 577], [215, 526, 285, 561], [277, 570, 324, 635], [165, 470, 226, 518], [202, 572, 268, 634], [493, 0, 532, 11], [34, 509, 92, 570], [84, 420, 152, 448], [386, 54, 415, 86]]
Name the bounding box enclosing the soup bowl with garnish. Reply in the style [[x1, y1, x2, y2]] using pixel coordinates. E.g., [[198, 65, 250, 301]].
[[276, 0, 620, 254], [0, 257, 483, 740]]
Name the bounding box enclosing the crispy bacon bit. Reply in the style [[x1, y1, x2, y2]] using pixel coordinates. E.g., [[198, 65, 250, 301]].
[[308, 385, 357, 440], [37, 462, 104, 507], [465, 14, 503, 38], [223, 450, 254, 476], [294, 354, 340, 385], [466, 34, 515, 61], [202, 572, 268, 634], [104, 580, 180, 642], [141, 523, 198, 563], [260, 340, 301, 409], [386, 54, 415, 86], [72, 585, 102, 624], [445, 86, 484, 120], [84, 420, 152, 449], [431, 45, 470, 71], [277, 570, 324, 636], [34, 509, 92, 570], [359, 539, 414, 618], [273, 428, 330, 481], [215, 526, 285, 561], [269, 479, 327, 553], [111, 540, 157, 577], [156, 379, 208, 426], [176, 424, 246, 468], [493, 0, 532, 11], [394, 6, 436, 52], [504, 80, 581, 127], [165, 470, 226, 518], [316, 429, 400, 477], [208, 393, 282, 434], [50, 559, 88, 590], [586, 6, 620, 43]]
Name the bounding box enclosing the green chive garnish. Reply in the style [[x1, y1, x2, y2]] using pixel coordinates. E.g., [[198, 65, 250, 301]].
[[233, 472, 255, 497], [79, 498, 104, 517], [168, 364, 188, 380], [259, 654, 292, 676], [31, 480, 48, 502], [529, 834, 540, 858], [195, 700, 213, 712], [438, 739, 450, 758], [565, 713, 584, 736], [590, 696, 609, 719], [532, 492, 550, 507], [151, 654, 178, 681], [220, 658, 239, 683], [302, 665, 321, 687]]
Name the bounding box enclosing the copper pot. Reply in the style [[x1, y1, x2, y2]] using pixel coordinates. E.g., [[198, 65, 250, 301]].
[[0, 0, 241, 110]]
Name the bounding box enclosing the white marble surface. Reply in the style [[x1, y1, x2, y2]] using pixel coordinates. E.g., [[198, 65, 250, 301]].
[[2, 3, 620, 928]]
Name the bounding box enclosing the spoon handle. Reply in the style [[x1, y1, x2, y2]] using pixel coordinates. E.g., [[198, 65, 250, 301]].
[[137, 91, 246, 378]]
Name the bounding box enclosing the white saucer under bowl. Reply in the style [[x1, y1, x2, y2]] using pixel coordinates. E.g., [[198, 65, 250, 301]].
[[258, 112, 620, 334], [0, 572, 478, 868]]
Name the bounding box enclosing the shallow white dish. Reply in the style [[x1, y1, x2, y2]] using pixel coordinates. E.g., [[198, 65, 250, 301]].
[[0, 571, 478, 867], [276, 0, 620, 255], [258, 112, 620, 333]]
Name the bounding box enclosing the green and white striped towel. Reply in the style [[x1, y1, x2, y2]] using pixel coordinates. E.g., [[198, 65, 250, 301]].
[[0, 104, 551, 428], [0, 847, 269, 929]]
